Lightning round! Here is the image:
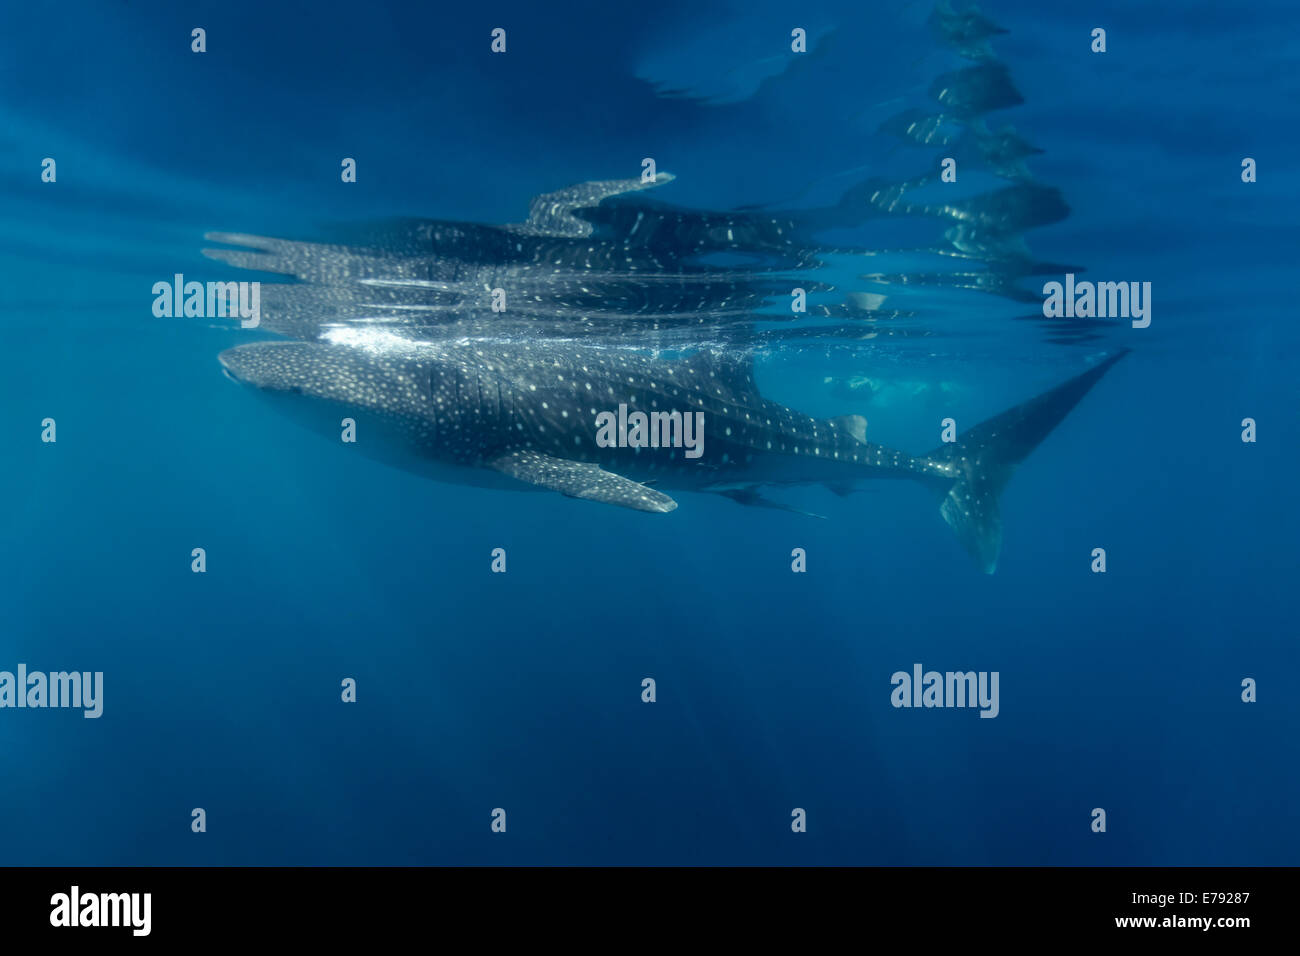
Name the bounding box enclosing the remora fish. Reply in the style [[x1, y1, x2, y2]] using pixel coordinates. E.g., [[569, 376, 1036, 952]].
[[218, 336, 1126, 573]]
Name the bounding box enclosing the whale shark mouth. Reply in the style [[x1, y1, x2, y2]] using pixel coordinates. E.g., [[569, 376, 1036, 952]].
[[218, 348, 250, 386]]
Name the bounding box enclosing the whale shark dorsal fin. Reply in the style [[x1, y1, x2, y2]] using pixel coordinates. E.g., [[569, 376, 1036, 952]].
[[490, 450, 678, 513], [506, 174, 677, 239], [682, 349, 759, 399], [831, 414, 868, 444]]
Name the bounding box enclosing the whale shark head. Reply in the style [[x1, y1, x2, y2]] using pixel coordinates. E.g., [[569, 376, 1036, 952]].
[[219, 341, 404, 404], [217, 340, 440, 436], [222, 341, 325, 393], [218, 340, 459, 468]]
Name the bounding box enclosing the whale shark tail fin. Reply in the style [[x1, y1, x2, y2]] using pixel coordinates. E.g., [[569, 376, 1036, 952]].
[[919, 350, 1128, 573]]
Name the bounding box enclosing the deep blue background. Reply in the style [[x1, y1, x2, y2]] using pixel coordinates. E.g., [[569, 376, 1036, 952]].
[[0, 0, 1295, 864]]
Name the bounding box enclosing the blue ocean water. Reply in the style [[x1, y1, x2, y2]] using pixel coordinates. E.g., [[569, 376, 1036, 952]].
[[0, 0, 1296, 865]]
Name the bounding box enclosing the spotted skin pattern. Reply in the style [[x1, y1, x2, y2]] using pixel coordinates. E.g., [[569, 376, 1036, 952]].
[[219, 337, 1126, 572]]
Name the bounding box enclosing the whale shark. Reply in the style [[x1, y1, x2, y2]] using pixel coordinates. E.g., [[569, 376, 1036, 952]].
[[218, 336, 1126, 573]]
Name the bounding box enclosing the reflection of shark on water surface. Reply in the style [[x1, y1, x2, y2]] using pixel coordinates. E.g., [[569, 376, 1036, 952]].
[[219, 336, 1126, 573], [200, 173, 909, 348]]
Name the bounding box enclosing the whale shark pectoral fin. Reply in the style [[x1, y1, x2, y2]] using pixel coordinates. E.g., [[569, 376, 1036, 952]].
[[489, 450, 678, 513]]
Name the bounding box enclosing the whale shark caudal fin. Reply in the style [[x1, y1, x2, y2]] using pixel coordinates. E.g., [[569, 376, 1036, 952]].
[[919, 350, 1129, 574]]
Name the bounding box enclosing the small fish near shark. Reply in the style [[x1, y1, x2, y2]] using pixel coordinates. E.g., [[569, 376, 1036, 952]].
[[218, 333, 1127, 573]]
